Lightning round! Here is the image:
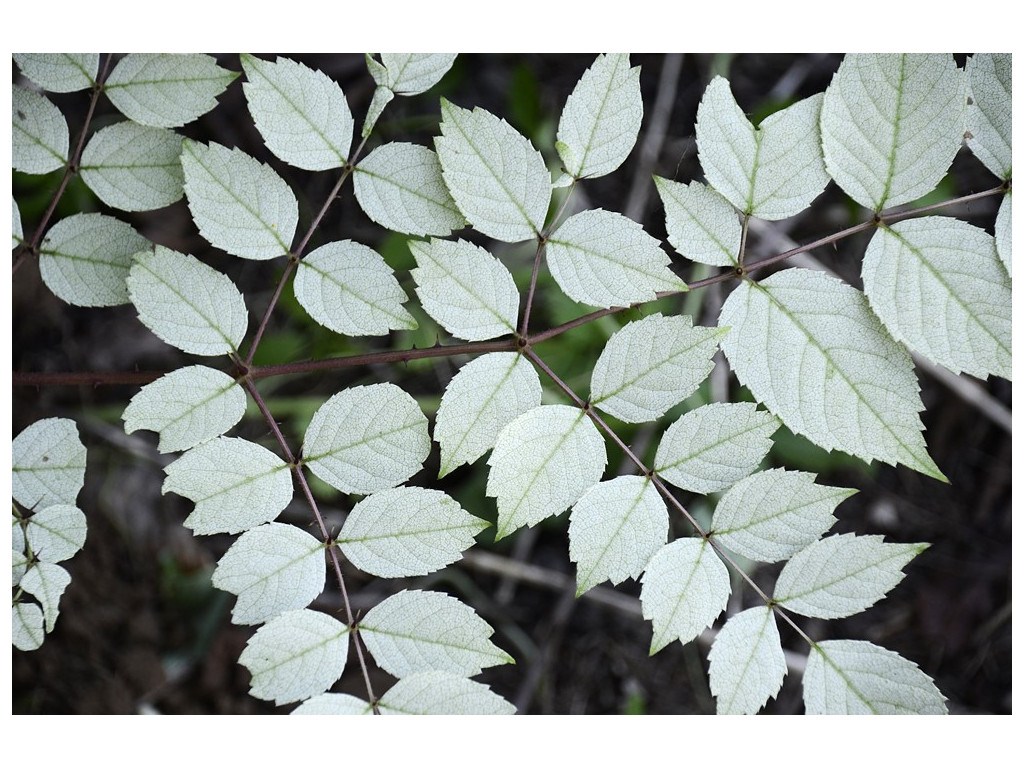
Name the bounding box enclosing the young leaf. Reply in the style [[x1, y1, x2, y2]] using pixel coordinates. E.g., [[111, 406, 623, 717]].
[[434, 352, 542, 478], [241, 54, 353, 171], [163, 437, 293, 535], [369, 53, 457, 95], [293, 240, 417, 336], [12, 418, 86, 511], [655, 178, 741, 267], [719, 269, 945, 481], [212, 522, 325, 626], [25, 505, 87, 563], [487, 405, 607, 540], [409, 238, 519, 341], [12, 85, 69, 174], [359, 589, 513, 678], [546, 209, 688, 310], [655, 402, 779, 494], [291, 693, 372, 715], [590, 313, 725, 423], [707, 606, 787, 715], [38, 213, 150, 307], [303, 384, 430, 495], [239, 609, 349, 706], [568, 475, 668, 596], [338, 487, 487, 578], [14, 53, 98, 93], [13, 603, 45, 651], [377, 671, 516, 715], [556, 53, 642, 180], [774, 533, 926, 619], [19, 562, 71, 632], [181, 139, 298, 260], [996, 194, 1011, 276], [122, 365, 247, 453], [821, 54, 966, 211], [352, 142, 465, 237], [804, 640, 947, 714], [640, 537, 731, 654], [104, 53, 236, 128], [80, 122, 185, 211], [127, 246, 248, 356], [965, 53, 1011, 181], [711, 468, 853, 563], [696, 78, 828, 220], [862, 217, 1011, 381], [435, 99, 551, 243], [12, 197, 23, 249]]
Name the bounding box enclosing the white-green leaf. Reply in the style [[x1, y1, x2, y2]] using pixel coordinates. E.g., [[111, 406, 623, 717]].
[[362, 85, 394, 138], [353, 142, 465, 237], [294, 240, 417, 336], [996, 193, 1011, 276], [696, 78, 828, 220], [39, 213, 150, 307], [291, 693, 372, 715], [655, 178, 741, 267], [487, 405, 607, 541], [181, 139, 298, 260], [435, 352, 542, 478], [13, 85, 69, 174], [241, 54, 353, 171], [12, 518, 26, 558], [338, 487, 486, 578], [163, 437, 293, 535], [13, 547, 29, 587], [708, 606, 787, 715], [360, 589, 513, 678], [105, 53, 236, 128], [640, 537, 731, 654], [377, 671, 516, 715], [369, 54, 457, 95], [821, 54, 966, 211], [863, 217, 1012, 381], [546, 209, 688, 309], [25, 505, 87, 563], [435, 99, 551, 243], [122, 365, 246, 453], [409, 238, 519, 341], [20, 562, 71, 632], [556, 53, 642, 180], [569, 476, 668, 596], [711, 469, 853, 563], [13, 603, 45, 651], [239, 609, 349, 706], [212, 522, 325, 626], [591, 313, 725, 423], [127, 246, 248, 356], [774, 533, 925, 619], [80, 122, 185, 211], [655, 402, 778, 494], [14, 53, 98, 93], [12, 418, 86, 511], [804, 640, 947, 714], [719, 269, 945, 481], [12, 197, 23, 250], [303, 384, 430, 495], [966, 53, 1011, 181]]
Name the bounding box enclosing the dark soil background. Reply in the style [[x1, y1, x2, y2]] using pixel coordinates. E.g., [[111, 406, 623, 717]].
[[12, 53, 1011, 715]]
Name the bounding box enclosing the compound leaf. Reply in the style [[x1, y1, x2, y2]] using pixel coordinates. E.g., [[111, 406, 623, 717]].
[[774, 533, 925, 619], [212, 522, 325, 626], [13, 84, 69, 174], [14, 53, 98, 92], [821, 54, 966, 211], [708, 606, 787, 715], [105, 53, 236, 128], [338, 487, 487, 578], [12, 418, 86, 511], [39, 213, 150, 307], [25, 505, 87, 564], [804, 639, 947, 714], [655, 177, 742, 267], [13, 603, 45, 651], [13, 197, 23, 249], [293, 240, 417, 336], [127, 246, 248, 356], [965, 53, 1011, 181], [996, 194, 1011, 276], [569, 475, 668, 596], [181, 139, 298, 260], [719, 268, 945, 481], [13, 546, 29, 587], [241, 54, 353, 171], [360, 589, 513, 678], [409, 238, 519, 341], [377, 671, 516, 715], [863, 217, 1011, 380], [303, 384, 430, 496], [369, 53, 457, 95], [80, 122, 185, 211], [163, 437, 293, 535], [291, 693, 372, 715], [19, 562, 71, 632]]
